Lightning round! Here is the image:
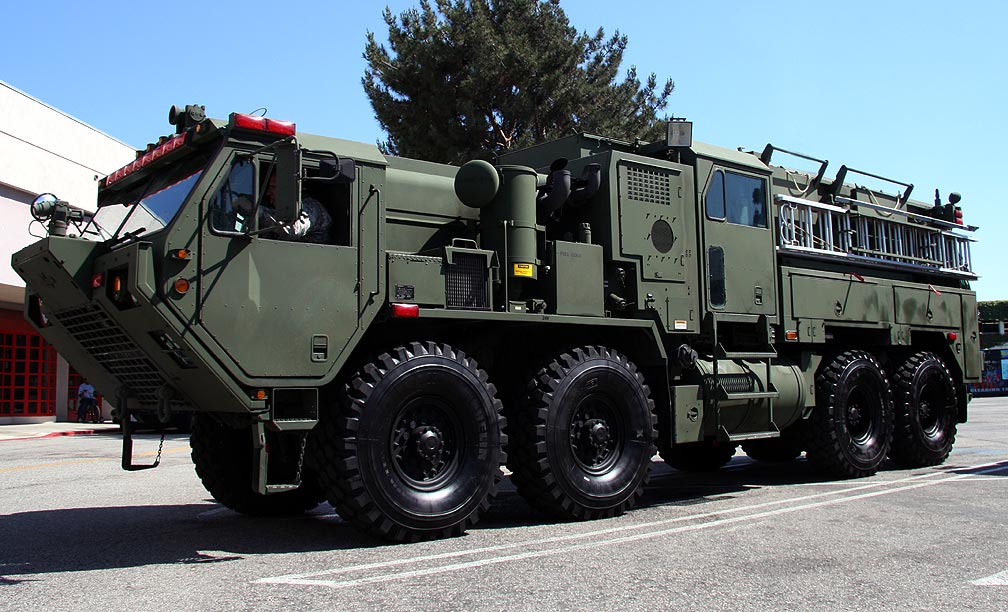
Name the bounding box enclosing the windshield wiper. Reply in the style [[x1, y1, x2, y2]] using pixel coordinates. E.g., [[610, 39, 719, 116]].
[[106, 227, 148, 249]]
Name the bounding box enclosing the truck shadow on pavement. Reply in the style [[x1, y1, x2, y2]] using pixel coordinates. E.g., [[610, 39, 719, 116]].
[[478, 455, 825, 531], [0, 501, 381, 578], [3, 456, 1005, 577], [478, 455, 1008, 531]]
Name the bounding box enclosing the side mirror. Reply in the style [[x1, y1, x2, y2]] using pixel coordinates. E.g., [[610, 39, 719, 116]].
[[272, 142, 301, 223], [313, 154, 356, 184]]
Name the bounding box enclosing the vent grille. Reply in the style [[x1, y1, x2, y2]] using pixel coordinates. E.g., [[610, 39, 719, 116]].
[[624, 165, 672, 205], [446, 253, 489, 310], [51, 305, 165, 404]]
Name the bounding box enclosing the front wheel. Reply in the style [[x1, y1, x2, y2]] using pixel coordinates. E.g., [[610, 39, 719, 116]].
[[190, 414, 324, 516], [313, 342, 506, 542], [507, 346, 656, 520], [888, 352, 958, 467], [806, 351, 893, 479]]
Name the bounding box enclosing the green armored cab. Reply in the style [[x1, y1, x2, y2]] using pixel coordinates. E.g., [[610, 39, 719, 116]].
[[13, 106, 980, 541]]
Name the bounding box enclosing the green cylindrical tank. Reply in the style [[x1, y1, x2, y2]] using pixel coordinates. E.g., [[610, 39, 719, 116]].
[[483, 165, 540, 280], [695, 357, 806, 435]]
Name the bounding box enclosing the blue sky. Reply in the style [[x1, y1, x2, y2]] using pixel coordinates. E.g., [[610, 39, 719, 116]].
[[3, 0, 1005, 299]]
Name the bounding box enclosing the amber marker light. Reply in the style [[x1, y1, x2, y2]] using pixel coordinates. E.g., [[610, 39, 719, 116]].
[[170, 249, 192, 260], [173, 278, 191, 294], [253, 389, 268, 400], [785, 330, 799, 341]]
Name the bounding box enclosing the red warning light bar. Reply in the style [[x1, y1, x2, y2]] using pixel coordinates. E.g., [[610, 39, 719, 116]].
[[229, 113, 296, 137], [105, 133, 188, 186]]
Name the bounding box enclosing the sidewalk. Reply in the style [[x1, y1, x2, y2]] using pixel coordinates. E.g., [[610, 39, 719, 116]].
[[0, 421, 121, 442]]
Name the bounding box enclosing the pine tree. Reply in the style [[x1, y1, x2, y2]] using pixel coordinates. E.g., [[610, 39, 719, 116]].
[[363, 0, 674, 164]]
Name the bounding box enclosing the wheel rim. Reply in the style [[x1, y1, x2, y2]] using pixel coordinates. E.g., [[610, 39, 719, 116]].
[[845, 379, 882, 445], [917, 380, 947, 438], [568, 393, 623, 474], [390, 396, 461, 491]]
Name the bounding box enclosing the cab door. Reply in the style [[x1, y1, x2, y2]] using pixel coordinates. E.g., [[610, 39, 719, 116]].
[[700, 166, 776, 316], [196, 152, 362, 379]]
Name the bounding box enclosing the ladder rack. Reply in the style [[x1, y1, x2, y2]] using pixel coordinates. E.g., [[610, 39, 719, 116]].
[[774, 194, 977, 279]]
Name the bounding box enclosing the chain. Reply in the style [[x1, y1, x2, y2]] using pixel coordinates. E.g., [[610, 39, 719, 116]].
[[292, 432, 308, 485], [153, 430, 166, 467]]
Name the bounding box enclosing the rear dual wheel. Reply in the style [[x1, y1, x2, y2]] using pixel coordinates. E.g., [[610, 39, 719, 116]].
[[889, 351, 958, 468], [806, 351, 893, 479], [507, 346, 657, 520], [741, 422, 806, 463], [312, 342, 506, 542]]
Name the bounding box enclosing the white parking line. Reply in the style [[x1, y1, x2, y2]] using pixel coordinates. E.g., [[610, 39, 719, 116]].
[[256, 459, 1006, 590], [972, 569, 1008, 586]]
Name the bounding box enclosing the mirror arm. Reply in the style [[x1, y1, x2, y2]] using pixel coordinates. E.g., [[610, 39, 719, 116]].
[[240, 135, 297, 159]]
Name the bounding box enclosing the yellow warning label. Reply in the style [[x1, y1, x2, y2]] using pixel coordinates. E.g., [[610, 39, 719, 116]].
[[513, 263, 534, 277]]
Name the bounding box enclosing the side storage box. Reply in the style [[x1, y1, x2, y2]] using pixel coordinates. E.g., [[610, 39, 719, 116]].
[[544, 240, 604, 316]]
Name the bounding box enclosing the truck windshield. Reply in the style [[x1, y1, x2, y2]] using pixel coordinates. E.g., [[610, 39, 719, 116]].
[[91, 150, 211, 242]]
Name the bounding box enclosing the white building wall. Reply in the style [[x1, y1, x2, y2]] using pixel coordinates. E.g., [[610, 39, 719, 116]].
[[0, 81, 136, 290], [0, 81, 136, 423]]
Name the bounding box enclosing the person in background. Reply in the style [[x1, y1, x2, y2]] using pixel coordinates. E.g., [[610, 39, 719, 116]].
[[77, 379, 95, 423]]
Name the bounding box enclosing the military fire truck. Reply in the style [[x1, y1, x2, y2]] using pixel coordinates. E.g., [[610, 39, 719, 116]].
[[13, 105, 980, 541]]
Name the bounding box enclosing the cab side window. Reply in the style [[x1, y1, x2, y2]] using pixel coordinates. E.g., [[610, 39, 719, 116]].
[[303, 163, 353, 246], [209, 158, 255, 234], [705, 169, 768, 229]]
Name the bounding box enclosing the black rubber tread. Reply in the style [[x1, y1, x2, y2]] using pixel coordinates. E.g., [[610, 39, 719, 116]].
[[189, 414, 324, 516], [312, 341, 506, 542], [805, 350, 893, 479], [660, 440, 737, 472], [888, 351, 958, 468], [741, 422, 806, 463], [506, 346, 657, 520]]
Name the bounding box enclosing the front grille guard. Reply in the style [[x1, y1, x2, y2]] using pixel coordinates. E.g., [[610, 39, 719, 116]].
[[50, 304, 166, 406]]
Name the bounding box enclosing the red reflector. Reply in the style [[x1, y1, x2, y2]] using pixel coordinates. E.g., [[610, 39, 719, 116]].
[[91, 273, 104, 289], [391, 303, 420, 318], [947, 332, 958, 342], [230, 113, 296, 136]]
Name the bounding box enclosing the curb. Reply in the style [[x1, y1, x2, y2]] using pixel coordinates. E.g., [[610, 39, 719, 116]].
[[0, 428, 119, 443]]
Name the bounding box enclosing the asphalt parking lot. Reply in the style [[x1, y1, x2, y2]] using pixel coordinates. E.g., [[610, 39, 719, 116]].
[[1, 398, 1006, 611]]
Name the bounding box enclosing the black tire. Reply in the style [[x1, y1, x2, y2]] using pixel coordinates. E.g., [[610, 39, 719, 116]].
[[660, 440, 737, 471], [507, 346, 656, 520], [806, 351, 893, 479], [190, 414, 324, 515], [313, 342, 506, 542], [888, 352, 958, 467], [741, 423, 806, 462]]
